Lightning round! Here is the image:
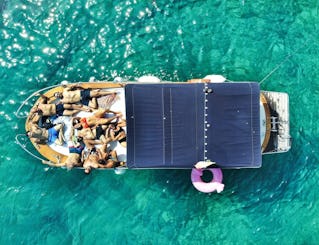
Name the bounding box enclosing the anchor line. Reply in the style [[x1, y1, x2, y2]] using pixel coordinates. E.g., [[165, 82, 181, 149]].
[[259, 38, 313, 85]]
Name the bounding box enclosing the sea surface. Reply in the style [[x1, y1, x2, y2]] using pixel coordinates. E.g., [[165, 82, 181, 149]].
[[1, 0, 319, 244]]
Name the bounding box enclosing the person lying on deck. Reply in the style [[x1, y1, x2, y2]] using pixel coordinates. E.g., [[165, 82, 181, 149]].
[[40, 135, 85, 169], [82, 145, 124, 174], [28, 95, 51, 125], [75, 125, 108, 145], [105, 123, 126, 147], [26, 123, 65, 145], [72, 109, 122, 128], [82, 147, 105, 174], [97, 143, 125, 168], [53, 85, 117, 109], [64, 130, 86, 169], [30, 101, 91, 118]]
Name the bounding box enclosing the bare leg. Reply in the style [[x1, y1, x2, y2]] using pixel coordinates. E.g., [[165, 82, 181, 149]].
[[88, 98, 98, 109], [54, 123, 63, 131], [117, 119, 126, 127], [64, 104, 92, 112], [105, 160, 115, 168], [55, 128, 64, 145], [90, 116, 119, 126], [93, 108, 108, 118], [82, 139, 102, 149], [63, 110, 80, 116], [109, 150, 118, 162], [90, 90, 116, 97], [100, 143, 108, 153], [114, 131, 126, 141], [99, 135, 107, 144]]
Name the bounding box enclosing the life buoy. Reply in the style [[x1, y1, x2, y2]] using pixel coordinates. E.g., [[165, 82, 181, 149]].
[[191, 168, 224, 193]]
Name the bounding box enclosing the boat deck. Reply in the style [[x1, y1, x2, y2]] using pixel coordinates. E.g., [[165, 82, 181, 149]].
[[25, 82, 127, 166], [49, 87, 127, 163]]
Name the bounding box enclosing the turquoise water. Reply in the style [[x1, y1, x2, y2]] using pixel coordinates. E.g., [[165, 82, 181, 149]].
[[1, 0, 319, 244]]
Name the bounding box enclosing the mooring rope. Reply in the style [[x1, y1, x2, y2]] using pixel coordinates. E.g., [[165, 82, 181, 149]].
[[259, 38, 313, 85]]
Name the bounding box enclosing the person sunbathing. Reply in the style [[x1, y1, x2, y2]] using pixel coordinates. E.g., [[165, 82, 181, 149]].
[[43, 128, 87, 168], [72, 109, 122, 129], [63, 127, 86, 169], [41, 136, 85, 169], [82, 145, 124, 174], [82, 147, 104, 174], [54, 85, 116, 109], [28, 95, 50, 125], [76, 125, 108, 145], [26, 123, 65, 145], [105, 123, 126, 147], [31, 101, 91, 117], [97, 144, 124, 168]]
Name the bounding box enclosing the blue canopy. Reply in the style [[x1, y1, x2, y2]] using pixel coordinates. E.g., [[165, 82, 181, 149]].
[[125, 82, 261, 169]]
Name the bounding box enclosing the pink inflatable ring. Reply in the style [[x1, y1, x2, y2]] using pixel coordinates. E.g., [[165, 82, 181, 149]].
[[191, 168, 224, 193]]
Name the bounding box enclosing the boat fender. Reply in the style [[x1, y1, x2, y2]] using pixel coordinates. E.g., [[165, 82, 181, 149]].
[[114, 168, 126, 175], [89, 76, 96, 82], [137, 75, 161, 83], [114, 77, 123, 83], [191, 168, 224, 193], [203, 75, 226, 83]]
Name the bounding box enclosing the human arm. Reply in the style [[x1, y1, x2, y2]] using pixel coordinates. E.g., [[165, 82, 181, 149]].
[[67, 84, 84, 91], [96, 148, 103, 159]]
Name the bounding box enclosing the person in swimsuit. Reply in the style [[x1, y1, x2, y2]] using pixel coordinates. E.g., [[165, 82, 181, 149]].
[[30, 93, 92, 118], [26, 123, 65, 145], [75, 125, 108, 146], [28, 95, 50, 125], [54, 85, 117, 109], [82, 147, 104, 174], [72, 109, 122, 129], [64, 136, 85, 169], [40, 135, 85, 168], [105, 123, 126, 147], [82, 146, 124, 174], [97, 144, 125, 168], [33, 102, 91, 117]]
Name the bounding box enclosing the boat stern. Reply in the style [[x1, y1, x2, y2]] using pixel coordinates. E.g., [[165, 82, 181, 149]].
[[261, 91, 291, 154]]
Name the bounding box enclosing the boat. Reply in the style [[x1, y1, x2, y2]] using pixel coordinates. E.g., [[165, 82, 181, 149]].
[[15, 75, 291, 193]]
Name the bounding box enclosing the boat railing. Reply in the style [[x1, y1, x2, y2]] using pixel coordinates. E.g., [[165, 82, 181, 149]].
[[15, 134, 49, 162]]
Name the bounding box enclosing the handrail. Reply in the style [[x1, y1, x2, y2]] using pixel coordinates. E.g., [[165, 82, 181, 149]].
[[15, 134, 48, 162]]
